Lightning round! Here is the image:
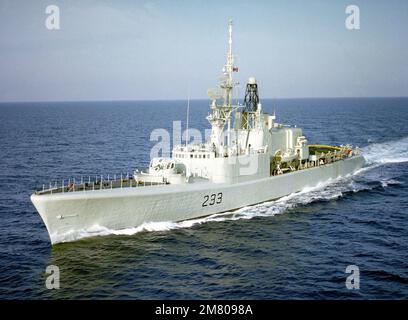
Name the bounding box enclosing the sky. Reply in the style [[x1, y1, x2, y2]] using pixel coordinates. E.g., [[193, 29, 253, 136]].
[[0, 0, 407, 102]]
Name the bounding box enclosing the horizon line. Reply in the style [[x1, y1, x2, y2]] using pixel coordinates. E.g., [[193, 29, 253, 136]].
[[1, 96, 408, 104]]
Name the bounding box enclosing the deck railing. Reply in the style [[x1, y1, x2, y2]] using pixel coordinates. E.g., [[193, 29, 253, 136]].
[[35, 173, 168, 195]]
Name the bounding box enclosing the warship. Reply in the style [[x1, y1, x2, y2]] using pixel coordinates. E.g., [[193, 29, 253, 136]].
[[31, 21, 365, 245]]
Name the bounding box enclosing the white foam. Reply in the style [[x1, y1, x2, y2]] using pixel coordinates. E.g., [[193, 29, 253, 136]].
[[380, 179, 402, 188], [362, 136, 408, 165], [52, 137, 408, 244]]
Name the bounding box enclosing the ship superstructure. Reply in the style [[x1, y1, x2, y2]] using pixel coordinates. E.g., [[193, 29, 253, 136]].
[[136, 20, 358, 185]]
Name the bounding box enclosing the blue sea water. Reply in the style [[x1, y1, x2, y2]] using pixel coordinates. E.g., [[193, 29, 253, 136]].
[[0, 97, 407, 299]]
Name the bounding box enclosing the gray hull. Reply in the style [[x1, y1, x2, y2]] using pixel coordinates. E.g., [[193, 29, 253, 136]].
[[31, 155, 365, 244]]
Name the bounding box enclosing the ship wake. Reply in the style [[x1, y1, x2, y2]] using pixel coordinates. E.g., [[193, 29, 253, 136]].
[[53, 137, 408, 244]]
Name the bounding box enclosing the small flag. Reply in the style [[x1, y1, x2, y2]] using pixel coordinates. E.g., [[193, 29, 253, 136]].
[[233, 67, 239, 72]]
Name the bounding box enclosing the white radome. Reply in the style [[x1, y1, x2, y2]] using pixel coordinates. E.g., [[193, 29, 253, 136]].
[[248, 77, 257, 85]]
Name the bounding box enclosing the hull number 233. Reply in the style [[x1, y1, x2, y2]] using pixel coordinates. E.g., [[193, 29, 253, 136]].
[[202, 193, 223, 207]]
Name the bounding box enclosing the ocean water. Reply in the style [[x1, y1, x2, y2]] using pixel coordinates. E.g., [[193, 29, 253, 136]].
[[0, 97, 407, 299]]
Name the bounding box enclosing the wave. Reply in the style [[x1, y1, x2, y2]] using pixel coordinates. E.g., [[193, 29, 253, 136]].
[[53, 137, 408, 244], [362, 136, 408, 165]]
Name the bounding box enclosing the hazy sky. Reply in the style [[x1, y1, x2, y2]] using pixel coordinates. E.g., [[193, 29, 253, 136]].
[[0, 0, 407, 102]]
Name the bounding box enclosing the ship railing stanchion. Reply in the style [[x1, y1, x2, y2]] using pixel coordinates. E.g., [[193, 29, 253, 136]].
[[120, 174, 123, 188], [92, 181, 95, 191], [130, 178, 132, 188], [43, 184, 45, 192], [62, 180, 64, 193]]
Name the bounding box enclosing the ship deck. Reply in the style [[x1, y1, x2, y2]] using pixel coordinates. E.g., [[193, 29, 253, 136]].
[[35, 178, 169, 196], [34, 145, 361, 196]]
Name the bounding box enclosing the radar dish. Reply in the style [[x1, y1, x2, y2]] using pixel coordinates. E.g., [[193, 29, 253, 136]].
[[207, 88, 223, 100]]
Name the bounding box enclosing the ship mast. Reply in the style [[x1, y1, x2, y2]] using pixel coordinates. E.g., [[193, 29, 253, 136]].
[[226, 18, 234, 107], [207, 19, 238, 156]]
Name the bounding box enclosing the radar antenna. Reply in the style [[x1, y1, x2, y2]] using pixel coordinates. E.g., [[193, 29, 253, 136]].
[[185, 89, 190, 147], [206, 19, 239, 152]]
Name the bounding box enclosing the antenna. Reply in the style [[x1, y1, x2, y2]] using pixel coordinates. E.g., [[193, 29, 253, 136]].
[[227, 19, 234, 89], [228, 18, 233, 61], [186, 88, 190, 147]]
